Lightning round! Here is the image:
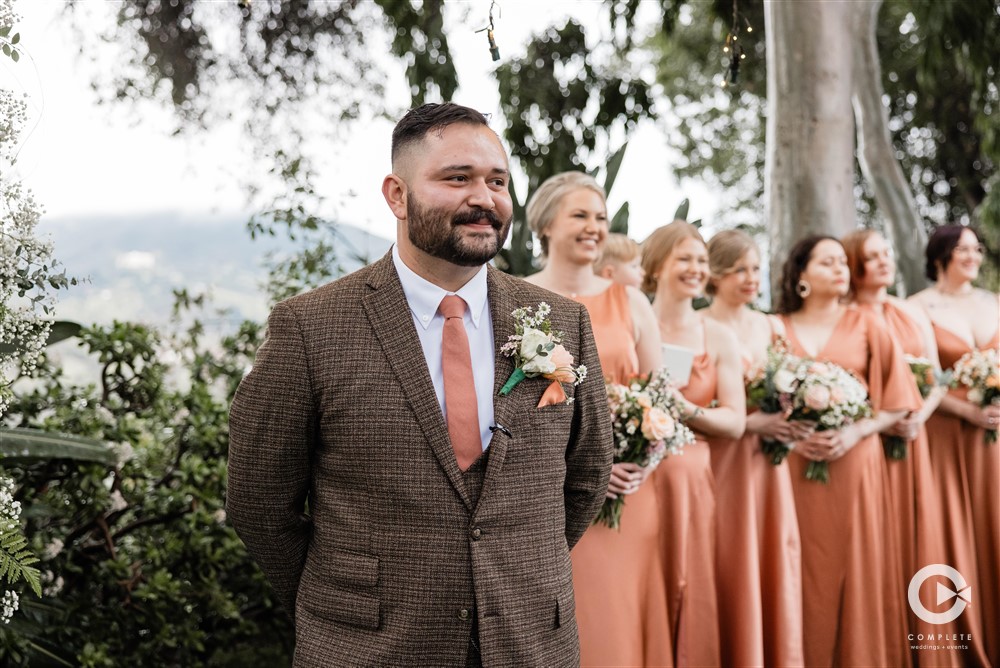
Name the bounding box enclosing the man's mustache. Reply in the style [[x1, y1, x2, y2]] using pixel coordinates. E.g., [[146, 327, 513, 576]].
[[452, 209, 504, 229]]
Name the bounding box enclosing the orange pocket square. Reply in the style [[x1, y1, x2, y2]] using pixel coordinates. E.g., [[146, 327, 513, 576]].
[[536, 381, 567, 408]]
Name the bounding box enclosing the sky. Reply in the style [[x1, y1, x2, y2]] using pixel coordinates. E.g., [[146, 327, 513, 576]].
[[2, 0, 719, 246]]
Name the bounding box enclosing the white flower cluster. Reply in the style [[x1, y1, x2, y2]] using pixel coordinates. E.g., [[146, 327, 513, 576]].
[[0, 475, 21, 531], [0, 475, 22, 624], [0, 0, 18, 33], [2, 85, 61, 415], [1, 590, 18, 624]]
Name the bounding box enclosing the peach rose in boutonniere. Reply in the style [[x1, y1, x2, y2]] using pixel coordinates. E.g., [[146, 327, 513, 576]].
[[499, 302, 587, 407]]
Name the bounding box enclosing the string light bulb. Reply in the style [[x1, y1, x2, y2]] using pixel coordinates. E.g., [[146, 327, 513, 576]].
[[477, 1, 502, 62]]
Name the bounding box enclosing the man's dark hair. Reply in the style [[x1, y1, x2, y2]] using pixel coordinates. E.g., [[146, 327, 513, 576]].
[[391, 102, 490, 164], [925, 224, 982, 281]]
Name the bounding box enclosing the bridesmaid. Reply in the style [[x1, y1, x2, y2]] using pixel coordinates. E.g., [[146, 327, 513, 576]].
[[641, 220, 746, 666], [523, 172, 667, 667], [842, 229, 954, 667], [702, 229, 804, 668], [777, 236, 916, 667], [910, 224, 999, 667]]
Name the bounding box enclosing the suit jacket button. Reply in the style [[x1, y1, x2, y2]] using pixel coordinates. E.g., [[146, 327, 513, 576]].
[[458, 608, 470, 620], [471, 527, 482, 540]]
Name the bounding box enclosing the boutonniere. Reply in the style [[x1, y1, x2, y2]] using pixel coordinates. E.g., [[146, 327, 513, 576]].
[[499, 302, 587, 407]]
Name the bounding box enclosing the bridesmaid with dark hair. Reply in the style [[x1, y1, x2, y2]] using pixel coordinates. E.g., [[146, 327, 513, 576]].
[[702, 229, 804, 667], [777, 235, 917, 667], [910, 224, 999, 667], [842, 229, 954, 667]]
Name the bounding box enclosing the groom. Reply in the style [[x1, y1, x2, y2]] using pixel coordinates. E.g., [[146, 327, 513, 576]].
[[227, 102, 612, 667]]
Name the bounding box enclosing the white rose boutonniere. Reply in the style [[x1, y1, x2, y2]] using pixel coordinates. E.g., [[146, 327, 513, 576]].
[[499, 302, 587, 407]]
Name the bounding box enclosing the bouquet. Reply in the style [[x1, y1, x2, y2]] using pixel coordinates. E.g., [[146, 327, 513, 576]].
[[952, 348, 1000, 444], [596, 369, 696, 530], [745, 339, 801, 465], [883, 356, 950, 460], [787, 361, 872, 483]]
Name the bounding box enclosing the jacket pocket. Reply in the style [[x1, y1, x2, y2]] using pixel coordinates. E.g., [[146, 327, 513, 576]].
[[554, 586, 576, 629], [299, 548, 380, 630]]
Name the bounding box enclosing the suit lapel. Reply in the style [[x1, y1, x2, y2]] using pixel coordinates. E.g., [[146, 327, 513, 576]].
[[477, 268, 523, 510], [362, 254, 474, 511]]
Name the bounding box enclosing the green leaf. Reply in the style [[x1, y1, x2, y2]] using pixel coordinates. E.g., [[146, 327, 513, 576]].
[[46, 320, 83, 345], [610, 202, 630, 235], [0, 427, 117, 465], [11, 32, 19, 44], [673, 198, 689, 221], [602, 142, 629, 197], [0, 526, 42, 597], [2, 44, 10, 56], [0, 27, 9, 38], [11, 49, 18, 62]]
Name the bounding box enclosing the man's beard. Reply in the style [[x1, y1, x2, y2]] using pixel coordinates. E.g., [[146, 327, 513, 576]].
[[406, 194, 512, 267]]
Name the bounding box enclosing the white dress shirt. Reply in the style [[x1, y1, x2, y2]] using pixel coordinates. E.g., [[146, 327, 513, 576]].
[[392, 245, 495, 454]]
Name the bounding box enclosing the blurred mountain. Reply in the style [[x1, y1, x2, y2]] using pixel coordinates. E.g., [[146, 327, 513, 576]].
[[41, 212, 392, 328]]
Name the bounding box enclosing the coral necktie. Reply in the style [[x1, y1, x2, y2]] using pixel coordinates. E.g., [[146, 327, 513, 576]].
[[438, 295, 482, 471]]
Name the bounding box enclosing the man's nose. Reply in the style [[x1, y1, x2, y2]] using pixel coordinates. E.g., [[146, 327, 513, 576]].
[[467, 180, 496, 210]]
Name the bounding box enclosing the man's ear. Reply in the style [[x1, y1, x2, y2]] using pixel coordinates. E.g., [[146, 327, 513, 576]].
[[382, 174, 408, 221]]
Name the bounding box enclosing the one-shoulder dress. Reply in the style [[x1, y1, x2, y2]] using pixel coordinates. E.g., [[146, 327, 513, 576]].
[[782, 308, 918, 667], [856, 301, 952, 667]]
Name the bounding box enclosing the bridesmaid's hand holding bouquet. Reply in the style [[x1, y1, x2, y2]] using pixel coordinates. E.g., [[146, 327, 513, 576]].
[[882, 355, 951, 459], [597, 369, 695, 530], [952, 348, 1000, 444], [786, 361, 872, 483]]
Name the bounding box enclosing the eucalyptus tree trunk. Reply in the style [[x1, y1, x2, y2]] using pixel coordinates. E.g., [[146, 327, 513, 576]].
[[764, 0, 859, 301], [851, 0, 928, 296]]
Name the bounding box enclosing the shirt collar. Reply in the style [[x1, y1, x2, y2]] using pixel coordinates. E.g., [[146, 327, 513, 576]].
[[392, 244, 489, 331]]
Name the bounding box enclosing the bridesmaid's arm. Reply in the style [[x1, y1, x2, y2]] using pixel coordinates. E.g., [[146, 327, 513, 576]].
[[678, 321, 746, 439], [886, 298, 947, 430], [626, 286, 663, 375], [938, 394, 1000, 429]]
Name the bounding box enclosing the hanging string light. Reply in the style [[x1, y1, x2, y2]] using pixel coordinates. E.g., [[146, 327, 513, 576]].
[[476, 1, 502, 62], [721, 0, 751, 88]]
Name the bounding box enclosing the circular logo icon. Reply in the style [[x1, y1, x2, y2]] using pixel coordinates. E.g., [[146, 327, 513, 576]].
[[908, 564, 971, 625]]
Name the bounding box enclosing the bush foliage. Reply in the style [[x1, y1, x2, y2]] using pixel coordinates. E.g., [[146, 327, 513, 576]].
[[0, 307, 294, 666]]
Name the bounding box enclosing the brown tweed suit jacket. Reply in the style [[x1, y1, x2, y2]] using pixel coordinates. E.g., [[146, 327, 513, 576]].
[[227, 253, 613, 667]]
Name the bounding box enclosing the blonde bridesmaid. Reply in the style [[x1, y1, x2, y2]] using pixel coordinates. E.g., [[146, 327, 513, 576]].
[[842, 229, 956, 667], [524, 172, 669, 667], [703, 229, 804, 667], [642, 221, 746, 666], [910, 224, 999, 667], [777, 236, 917, 667]]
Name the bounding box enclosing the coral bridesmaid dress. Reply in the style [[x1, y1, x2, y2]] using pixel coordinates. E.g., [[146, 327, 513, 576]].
[[654, 321, 721, 667], [925, 323, 999, 667], [856, 301, 953, 667], [782, 308, 917, 667], [570, 284, 672, 667], [711, 320, 804, 667]]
